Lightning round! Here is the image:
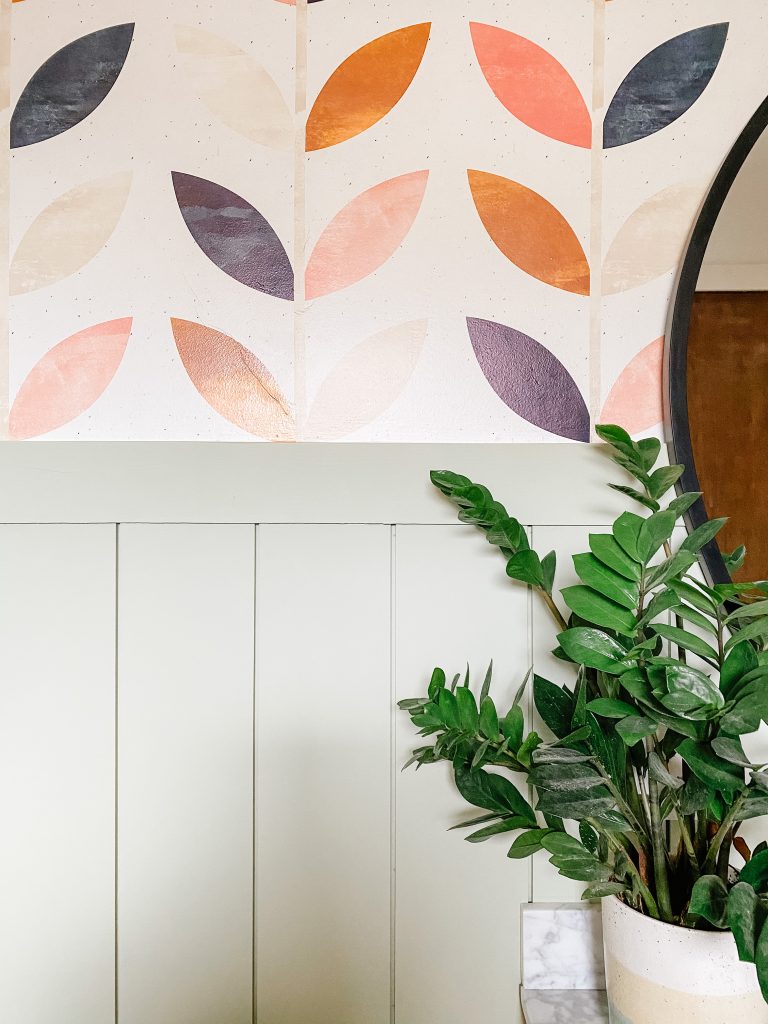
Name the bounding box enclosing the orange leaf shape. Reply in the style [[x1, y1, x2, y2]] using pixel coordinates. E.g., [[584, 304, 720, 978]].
[[470, 24, 591, 148], [304, 320, 427, 439], [306, 23, 431, 151], [601, 337, 664, 434], [468, 170, 590, 294], [9, 318, 131, 439], [305, 170, 428, 299], [171, 318, 294, 440]]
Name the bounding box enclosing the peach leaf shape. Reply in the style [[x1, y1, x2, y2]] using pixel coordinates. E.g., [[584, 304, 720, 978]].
[[175, 27, 292, 151], [10, 172, 132, 295], [306, 23, 431, 151], [306, 171, 428, 299], [470, 23, 591, 148], [600, 338, 664, 434], [304, 321, 427, 439], [468, 170, 590, 295], [171, 318, 294, 440], [602, 182, 705, 294], [9, 318, 132, 439]]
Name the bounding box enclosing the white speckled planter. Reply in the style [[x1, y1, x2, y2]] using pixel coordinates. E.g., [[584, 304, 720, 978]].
[[602, 896, 768, 1024]]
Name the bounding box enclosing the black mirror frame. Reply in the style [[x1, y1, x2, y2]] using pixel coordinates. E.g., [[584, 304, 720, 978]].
[[665, 93, 768, 585]]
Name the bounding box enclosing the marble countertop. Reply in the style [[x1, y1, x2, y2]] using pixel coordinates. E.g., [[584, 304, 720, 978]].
[[521, 988, 608, 1023]]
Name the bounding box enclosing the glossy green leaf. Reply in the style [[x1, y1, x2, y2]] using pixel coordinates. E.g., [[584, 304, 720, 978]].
[[479, 696, 499, 739], [507, 828, 550, 859], [677, 739, 745, 795], [533, 675, 575, 739], [506, 550, 545, 588], [465, 816, 530, 842], [581, 881, 627, 899], [586, 698, 635, 719], [609, 484, 659, 512], [536, 787, 615, 821], [637, 509, 676, 561], [541, 550, 557, 594], [427, 667, 446, 702], [589, 533, 641, 581], [711, 735, 753, 767], [740, 850, 768, 893], [615, 715, 657, 746], [561, 585, 636, 634], [557, 628, 629, 674], [454, 764, 537, 822], [572, 553, 639, 610], [613, 512, 644, 562], [500, 704, 524, 749], [667, 491, 702, 516], [648, 751, 683, 790], [680, 517, 728, 554], [528, 762, 605, 793], [726, 599, 768, 624], [455, 685, 479, 731], [647, 464, 684, 500], [665, 664, 724, 709], [721, 642, 759, 699], [728, 882, 766, 962], [725, 617, 768, 653], [689, 874, 728, 927]]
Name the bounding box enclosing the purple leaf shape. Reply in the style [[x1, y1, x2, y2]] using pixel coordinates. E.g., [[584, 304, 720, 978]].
[[467, 317, 589, 442], [171, 171, 294, 300]]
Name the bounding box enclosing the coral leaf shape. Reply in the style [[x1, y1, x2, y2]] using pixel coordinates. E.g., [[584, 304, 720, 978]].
[[306, 171, 429, 299], [175, 27, 292, 151], [603, 23, 728, 148], [603, 182, 705, 294], [11, 24, 135, 148], [172, 172, 294, 299], [171, 318, 294, 439], [306, 23, 431, 151], [304, 320, 427, 439], [601, 338, 664, 434], [470, 23, 591, 147], [467, 317, 589, 442], [468, 170, 590, 294], [10, 172, 132, 295], [9, 318, 132, 439]]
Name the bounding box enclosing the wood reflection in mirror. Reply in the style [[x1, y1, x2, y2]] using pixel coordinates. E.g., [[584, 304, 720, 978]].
[[688, 290, 768, 580]]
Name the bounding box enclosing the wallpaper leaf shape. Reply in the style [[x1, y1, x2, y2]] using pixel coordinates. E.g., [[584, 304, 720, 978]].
[[305, 171, 429, 299], [467, 317, 589, 442], [306, 23, 431, 151], [175, 26, 292, 151], [468, 170, 590, 295], [470, 23, 591, 148], [304, 320, 427, 439], [11, 24, 135, 148], [601, 337, 664, 434], [172, 172, 293, 300], [171, 318, 294, 440], [603, 23, 728, 149], [602, 182, 704, 294], [9, 318, 132, 439], [10, 172, 132, 295]]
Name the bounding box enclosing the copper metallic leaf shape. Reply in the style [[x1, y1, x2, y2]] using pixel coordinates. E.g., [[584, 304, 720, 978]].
[[9, 318, 132, 439], [306, 23, 431, 151], [601, 337, 664, 434], [467, 317, 589, 442], [11, 24, 135, 148], [304, 320, 427, 439], [175, 27, 292, 151], [305, 171, 428, 299], [603, 182, 705, 294], [470, 23, 591, 147], [468, 170, 590, 294], [11, 172, 132, 295], [172, 172, 293, 300], [603, 23, 728, 148], [171, 318, 294, 439]]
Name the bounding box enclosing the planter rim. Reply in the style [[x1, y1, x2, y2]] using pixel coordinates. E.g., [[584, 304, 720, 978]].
[[605, 893, 736, 941]]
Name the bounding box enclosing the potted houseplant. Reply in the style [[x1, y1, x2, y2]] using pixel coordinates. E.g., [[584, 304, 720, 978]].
[[399, 426, 768, 1023]]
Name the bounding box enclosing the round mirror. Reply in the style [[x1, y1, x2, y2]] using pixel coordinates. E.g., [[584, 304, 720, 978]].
[[668, 95, 768, 584]]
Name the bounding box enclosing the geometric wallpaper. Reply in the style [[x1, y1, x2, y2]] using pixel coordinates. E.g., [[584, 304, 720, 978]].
[[3, 1, 768, 441]]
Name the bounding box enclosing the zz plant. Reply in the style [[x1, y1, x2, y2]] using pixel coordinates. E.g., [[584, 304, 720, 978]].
[[400, 425, 768, 998]]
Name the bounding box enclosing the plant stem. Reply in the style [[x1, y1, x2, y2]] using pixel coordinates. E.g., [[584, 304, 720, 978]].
[[540, 589, 568, 632], [595, 824, 660, 919], [674, 804, 700, 879], [594, 764, 650, 852], [648, 775, 674, 921], [702, 793, 747, 875]]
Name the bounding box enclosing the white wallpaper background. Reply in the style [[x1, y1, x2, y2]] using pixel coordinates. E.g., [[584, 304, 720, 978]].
[[2, 0, 767, 441]]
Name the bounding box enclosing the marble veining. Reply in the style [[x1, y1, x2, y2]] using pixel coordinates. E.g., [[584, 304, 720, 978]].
[[521, 988, 609, 1024], [522, 903, 605, 990]]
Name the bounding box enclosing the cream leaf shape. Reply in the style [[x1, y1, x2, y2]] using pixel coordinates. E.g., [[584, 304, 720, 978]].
[[603, 182, 705, 294], [304, 320, 427, 439], [10, 172, 132, 295], [175, 26, 292, 151], [171, 318, 295, 440], [9, 318, 132, 439], [305, 171, 428, 299]]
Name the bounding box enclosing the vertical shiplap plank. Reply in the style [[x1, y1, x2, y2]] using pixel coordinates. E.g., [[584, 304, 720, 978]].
[[118, 525, 254, 1024], [530, 525, 591, 903], [396, 526, 530, 1024], [0, 525, 116, 1024], [256, 525, 391, 1024]]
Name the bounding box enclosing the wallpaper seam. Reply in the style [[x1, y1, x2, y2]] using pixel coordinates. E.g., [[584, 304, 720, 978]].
[[589, 0, 607, 437], [293, 0, 308, 433]]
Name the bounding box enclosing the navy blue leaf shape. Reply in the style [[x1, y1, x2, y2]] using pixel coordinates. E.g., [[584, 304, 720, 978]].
[[172, 172, 294, 300], [467, 317, 589, 442], [11, 24, 135, 149], [603, 23, 728, 149]]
